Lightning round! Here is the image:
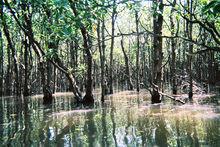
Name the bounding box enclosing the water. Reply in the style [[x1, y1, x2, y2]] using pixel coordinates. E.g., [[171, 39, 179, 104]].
[[0, 91, 219, 147]]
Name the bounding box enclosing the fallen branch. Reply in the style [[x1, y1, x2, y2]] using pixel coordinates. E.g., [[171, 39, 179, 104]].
[[142, 82, 185, 104], [159, 92, 186, 104]]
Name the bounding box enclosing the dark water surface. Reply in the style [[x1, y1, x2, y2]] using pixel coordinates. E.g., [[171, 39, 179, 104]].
[[0, 91, 220, 147]]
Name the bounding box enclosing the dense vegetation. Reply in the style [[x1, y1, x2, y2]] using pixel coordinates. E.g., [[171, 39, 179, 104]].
[[0, 0, 220, 104]]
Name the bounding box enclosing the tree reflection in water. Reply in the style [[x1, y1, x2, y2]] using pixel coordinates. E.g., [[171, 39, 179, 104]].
[[155, 116, 168, 147], [0, 93, 219, 146]]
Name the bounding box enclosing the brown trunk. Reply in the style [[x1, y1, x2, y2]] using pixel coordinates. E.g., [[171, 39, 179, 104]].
[[0, 0, 2, 95], [170, 0, 177, 95], [135, 10, 140, 92], [44, 6, 58, 95], [21, 3, 53, 103], [5, 1, 83, 102], [109, 0, 117, 94], [53, 67, 57, 93], [66, 72, 82, 102], [46, 40, 58, 95], [39, 60, 53, 104], [151, 86, 161, 104], [0, 5, 20, 96], [121, 36, 133, 90], [207, 51, 215, 93], [101, 19, 107, 96], [23, 37, 30, 96], [183, 11, 187, 70], [152, 0, 164, 103], [0, 30, 3, 96], [97, 20, 106, 102], [188, 0, 193, 100], [69, 1, 94, 104], [46, 61, 52, 93], [83, 39, 93, 103], [19, 39, 23, 96], [5, 53, 11, 96], [1, 0, 10, 96]]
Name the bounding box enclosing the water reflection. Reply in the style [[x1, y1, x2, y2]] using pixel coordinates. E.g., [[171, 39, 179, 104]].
[[0, 92, 219, 146]]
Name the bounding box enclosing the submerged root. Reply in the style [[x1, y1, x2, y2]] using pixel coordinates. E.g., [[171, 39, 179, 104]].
[[82, 94, 94, 105], [43, 88, 53, 104], [151, 89, 161, 104], [43, 94, 53, 104]]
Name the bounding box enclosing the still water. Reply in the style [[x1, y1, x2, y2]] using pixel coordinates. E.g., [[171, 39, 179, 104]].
[[0, 91, 219, 147]]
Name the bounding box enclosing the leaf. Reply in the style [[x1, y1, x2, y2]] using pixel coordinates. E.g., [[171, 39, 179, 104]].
[[201, 0, 209, 5], [176, 14, 180, 21], [203, 0, 218, 13], [213, 3, 220, 14], [203, 0, 220, 15]]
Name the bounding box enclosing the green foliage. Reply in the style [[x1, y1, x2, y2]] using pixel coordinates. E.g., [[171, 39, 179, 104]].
[[125, 0, 141, 11], [77, 64, 86, 78], [152, 1, 163, 17], [203, 0, 220, 17], [45, 48, 58, 60], [2, 0, 220, 101]]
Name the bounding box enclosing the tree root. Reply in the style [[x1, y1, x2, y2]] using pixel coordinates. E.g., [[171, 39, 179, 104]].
[[82, 94, 94, 105]]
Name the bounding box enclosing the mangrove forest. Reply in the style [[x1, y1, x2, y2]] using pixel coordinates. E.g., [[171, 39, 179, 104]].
[[0, 0, 220, 146]]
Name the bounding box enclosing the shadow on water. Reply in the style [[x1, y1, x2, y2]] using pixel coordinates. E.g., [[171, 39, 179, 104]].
[[0, 91, 220, 146]]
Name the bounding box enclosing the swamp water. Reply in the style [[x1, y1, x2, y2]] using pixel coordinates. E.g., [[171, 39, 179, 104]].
[[0, 91, 219, 147]]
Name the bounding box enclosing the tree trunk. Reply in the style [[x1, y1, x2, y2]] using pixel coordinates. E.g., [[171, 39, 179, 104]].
[[66, 72, 82, 102], [5, 47, 11, 96], [46, 61, 52, 92], [69, 40, 78, 93], [188, 0, 193, 100], [135, 10, 140, 92], [23, 37, 30, 96], [97, 20, 106, 102], [39, 59, 53, 104], [83, 36, 93, 103], [19, 38, 24, 96], [109, 0, 117, 94], [121, 36, 133, 90], [152, 0, 164, 103], [0, 29, 3, 96], [101, 19, 107, 95], [53, 66, 57, 93], [170, 0, 177, 95], [0, 5, 20, 96], [69, 1, 94, 104], [47, 40, 58, 95], [44, 5, 58, 95], [21, 3, 53, 103], [0, 0, 8, 96], [5, 0, 83, 102]]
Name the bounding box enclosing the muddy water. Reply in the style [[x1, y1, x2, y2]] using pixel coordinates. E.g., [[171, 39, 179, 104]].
[[0, 91, 219, 147]]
